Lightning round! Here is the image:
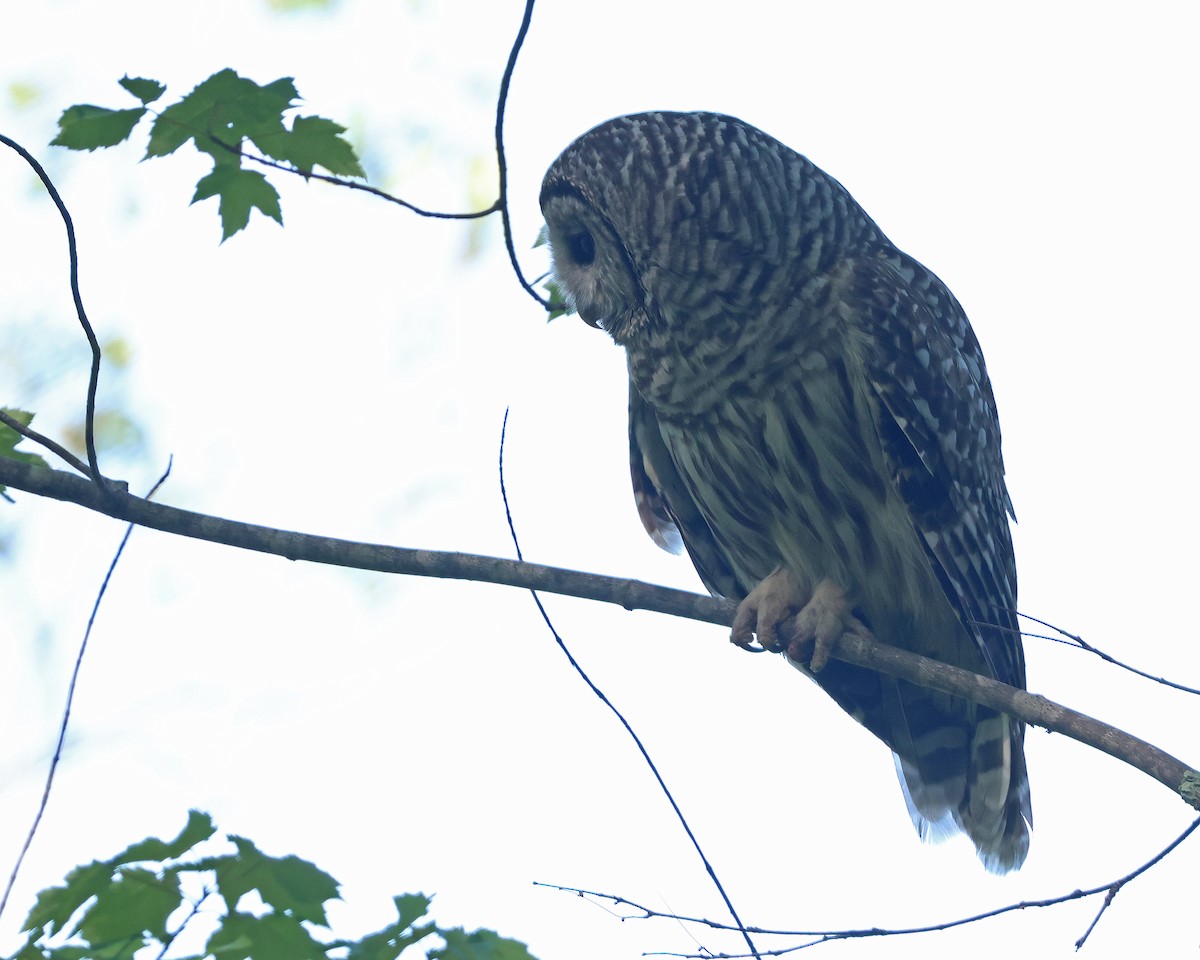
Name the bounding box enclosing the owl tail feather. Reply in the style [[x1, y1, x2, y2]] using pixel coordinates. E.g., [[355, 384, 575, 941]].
[[894, 712, 1031, 874]]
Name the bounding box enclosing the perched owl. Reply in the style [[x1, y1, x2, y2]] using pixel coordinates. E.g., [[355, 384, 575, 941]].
[[540, 112, 1031, 872]]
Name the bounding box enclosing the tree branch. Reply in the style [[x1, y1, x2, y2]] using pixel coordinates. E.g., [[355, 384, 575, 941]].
[[1, 455, 1196, 812], [834, 632, 1197, 801], [534, 811, 1200, 955], [0, 456, 724, 620]]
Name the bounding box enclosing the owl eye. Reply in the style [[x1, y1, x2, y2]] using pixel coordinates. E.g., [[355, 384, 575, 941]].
[[565, 229, 596, 266]]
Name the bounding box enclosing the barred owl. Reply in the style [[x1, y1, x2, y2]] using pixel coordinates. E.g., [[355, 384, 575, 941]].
[[540, 112, 1031, 872]]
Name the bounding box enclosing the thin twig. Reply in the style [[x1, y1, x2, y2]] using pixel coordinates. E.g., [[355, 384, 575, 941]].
[[494, 0, 549, 307], [500, 410, 758, 959], [0, 408, 91, 477], [1018, 611, 1200, 697], [155, 885, 215, 960], [217, 140, 500, 219], [977, 609, 1199, 696], [0, 460, 172, 923], [536, 815, 1200, 954], [1073, 811, 1200, 949]]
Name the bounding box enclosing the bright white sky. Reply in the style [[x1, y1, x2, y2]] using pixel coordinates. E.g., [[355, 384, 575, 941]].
[[2, 2, 1198, 958]]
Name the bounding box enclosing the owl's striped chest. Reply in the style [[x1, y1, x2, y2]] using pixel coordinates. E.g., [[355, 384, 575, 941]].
[[653, 363, 962, 658], [624, 266, 843, 418]]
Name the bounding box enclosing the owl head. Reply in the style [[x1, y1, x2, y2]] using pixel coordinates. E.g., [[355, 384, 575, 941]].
[[540, 112, 877, 350], [539, 111, 751, 345], [538, 172, 645, 340]]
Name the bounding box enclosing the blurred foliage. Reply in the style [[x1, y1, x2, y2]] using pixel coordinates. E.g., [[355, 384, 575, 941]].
[[8, 810, 539, 960], [266, 0, 339, 10], [60, 409, 144, 461], [0, 410, 50, 496], [1, 333, 143, 467], [463, 154, 496, 261], [0, 327, 144, 555], [7, 81, 43, 112]]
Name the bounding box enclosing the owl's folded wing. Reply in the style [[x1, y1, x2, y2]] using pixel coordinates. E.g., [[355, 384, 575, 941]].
[[629, 379, 743, 599]]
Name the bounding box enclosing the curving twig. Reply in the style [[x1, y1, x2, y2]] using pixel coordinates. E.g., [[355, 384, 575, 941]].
[[0, 134, 113, 497], [494, 0, 549, 307]]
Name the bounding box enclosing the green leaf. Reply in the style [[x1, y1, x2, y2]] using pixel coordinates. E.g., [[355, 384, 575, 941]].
[[21, 860, 112, 938], [212, 837, 338, 925], [0, 409, 49, 475], [540, 279, 572, 321], [190, 70, 295, 161], [531, 224, 549, 249], [341, 921, 436, 960], [188, 70, 296, 121], [146, 69, 297, 164], [14, 817, 539, 960], [77, 866, 180, 943], [392, 893, 433, 932], [111, 810, 217, 867], [47, 939, 144, 960], [206, 911, 327, 960], [8, 939, 48, 960], [145, 91, 212, 158], [192, 167, 282, 240], [430, 927, 538, 960], [337, 894, 435, 960], [261, 76, 301, 105], [51, 105, 145, 151], [264, 115, 365, 177], [118, 75, 165, 105]]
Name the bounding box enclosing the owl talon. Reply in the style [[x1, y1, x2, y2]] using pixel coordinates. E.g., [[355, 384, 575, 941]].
[[784, 578, 865, 672], [730, 567, 806, 653]]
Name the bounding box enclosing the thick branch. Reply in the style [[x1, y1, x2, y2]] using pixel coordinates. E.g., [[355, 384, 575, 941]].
[[0, 458, 725, 623], [2, 456, 1196, 810]]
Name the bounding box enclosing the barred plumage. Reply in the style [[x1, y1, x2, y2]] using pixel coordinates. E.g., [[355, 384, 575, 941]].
[[541, 111, 1031, 872]]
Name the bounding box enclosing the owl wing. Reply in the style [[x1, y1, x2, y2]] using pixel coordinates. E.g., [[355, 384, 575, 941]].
[[848, 247, 1024, 690], [629, 379, 742, 598], [848, 248, 1034, 866]]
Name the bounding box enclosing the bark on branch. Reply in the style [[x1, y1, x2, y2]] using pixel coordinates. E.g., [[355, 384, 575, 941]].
[[2, 456, 1197, 811]]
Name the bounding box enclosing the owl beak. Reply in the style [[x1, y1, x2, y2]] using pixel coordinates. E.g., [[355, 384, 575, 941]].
[[578, 304, 602, 328]]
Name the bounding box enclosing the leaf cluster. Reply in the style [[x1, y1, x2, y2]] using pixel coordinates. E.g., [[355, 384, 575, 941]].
[[52, 71, 365, 239], [8, 811, 537, 960]]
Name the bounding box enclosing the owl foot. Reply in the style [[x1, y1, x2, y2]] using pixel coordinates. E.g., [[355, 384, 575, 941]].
[[730, 567, 806, 653], [783, 578, 867, 673], [731, 572, 866, 673]]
